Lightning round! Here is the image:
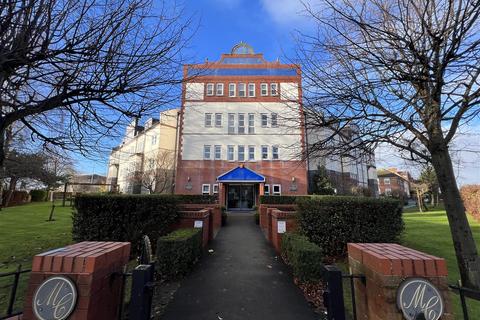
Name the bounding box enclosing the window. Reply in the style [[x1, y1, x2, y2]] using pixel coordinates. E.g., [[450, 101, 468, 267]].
[[384, 178, 391, 185], [215, 113, 222, 127], [261, 83, 268, 96], [261, 145, 268, 159], [229, 83, 236, 97], [228, 113, 235, 134], [214, 145, 221, 160], [248, 113, 255, 134], [261, 114, 268, 127], [206, 83, 214, 96], [273, 184, 281, 195], [238, 113, 245, 134], [264, 184, 270, 195], [238, 145, 245, 161], [248, 83, 255, 97], [238, 83, 246, 97], [385, 188, 392, 195], [272, 146, 279, 160], [151, 135, 157, 145], [202, 184, 210, 195], [227, 145, 235, 161], [270, 83, 278, 96], [204, 145, 211, 159], [271, 113, 278, 127], [248, 146, 255, 160], [205, 113, 212, 127], [216, 83, 224, 96], [213, 184, 219, 194]]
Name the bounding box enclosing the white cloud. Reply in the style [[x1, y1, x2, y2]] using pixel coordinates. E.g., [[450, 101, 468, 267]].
[[259, 0, 314, 26]]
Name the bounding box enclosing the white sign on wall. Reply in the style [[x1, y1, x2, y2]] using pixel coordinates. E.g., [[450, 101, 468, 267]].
[[277, 221, 286, 233], [194, 220, 203, 228]]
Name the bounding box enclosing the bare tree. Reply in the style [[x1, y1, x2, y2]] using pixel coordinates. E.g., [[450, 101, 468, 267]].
[[0, 0, 194, 172], [129, 150, 174, 194], [297, 0, 480, 289]]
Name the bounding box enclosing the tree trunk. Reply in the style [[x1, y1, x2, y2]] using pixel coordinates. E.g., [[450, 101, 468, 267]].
[[4, 177, 17, 207], [431, 147, 480, 290]]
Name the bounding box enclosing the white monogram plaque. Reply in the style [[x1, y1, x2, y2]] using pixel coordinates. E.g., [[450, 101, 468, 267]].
[[397, 278, 444, 320], [33, 276, 77, 320]]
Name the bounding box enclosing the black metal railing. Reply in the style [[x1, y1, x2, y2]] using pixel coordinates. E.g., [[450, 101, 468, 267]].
[[0, 265, 30, 320], [342, 273, 365, 320], [449, 282, 480, 320]]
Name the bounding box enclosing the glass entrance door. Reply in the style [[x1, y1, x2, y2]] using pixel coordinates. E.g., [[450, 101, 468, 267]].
[[227, 184, 255, 210]]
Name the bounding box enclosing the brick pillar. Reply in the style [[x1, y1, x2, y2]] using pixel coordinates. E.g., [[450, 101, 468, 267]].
[[219, 183, 226, 207], [270, 209, 298, 252], [176, 210, 210, 247], [23, 241, 130, 320], [348, 243, 453, 320]]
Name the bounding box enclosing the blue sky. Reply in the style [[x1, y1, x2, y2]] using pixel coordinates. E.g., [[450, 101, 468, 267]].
[[76, 0, 480, 185]]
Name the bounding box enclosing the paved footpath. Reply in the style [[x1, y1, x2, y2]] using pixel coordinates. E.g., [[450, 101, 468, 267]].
[[162, 213, 321, 320]]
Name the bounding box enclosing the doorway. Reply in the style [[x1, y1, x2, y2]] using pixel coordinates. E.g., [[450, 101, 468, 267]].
[[227, 184, 255, 210]]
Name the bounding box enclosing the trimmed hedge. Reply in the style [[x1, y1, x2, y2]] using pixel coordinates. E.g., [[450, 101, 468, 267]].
[[73, 194, 180, 257], [297, 196, 403, 257], [30, 189, 47, 202], [281, 233, 324, 282], [156, 228, 202, 279], [259, 195, 311, 204], [174, 194, 217, 204]]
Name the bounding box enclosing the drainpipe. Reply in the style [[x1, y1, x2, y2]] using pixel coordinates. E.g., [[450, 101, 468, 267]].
[[171, 111, 180, 194], [303, 111, 311, 193]]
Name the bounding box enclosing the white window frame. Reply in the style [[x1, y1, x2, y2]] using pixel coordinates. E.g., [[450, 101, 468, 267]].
[[216, 83, 224, 96], [272, 145, 279, 160], [227, 145, 235, 161], [238, 113, 245, 134], [248, 113, 255, 134], [151, 135, 157, 145], [238, 83, 246, 97], [202, 184, 211, 195], [260, 83, 268, 96], [272, 184, 281, 195], [261, 145, 268, 160], [270, 83, 278, 96], [205, 113, 212, 127], [229, 83, 236, 97], [261, 113, 268, 127], [213, 184, 219, 194], [206, 83, 214, 96], [248, 83, 255, 97], [385, 188, 392, 195], [264, 184, 270, 195], [238, 145, 245, 161], [271, 113, 278, 127], [248, 145, 255, 161], [214, 145, 222, 160], [215, 113, 222, 127], [204, 145, 211, 160], [384, 178, 391, 185], [228, 113, 235, 134]]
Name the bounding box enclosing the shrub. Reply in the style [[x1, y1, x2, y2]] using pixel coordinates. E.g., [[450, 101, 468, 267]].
[[73, 194, 180, 257], [460, 185, 480, 221], [174, 194, 217, 204], [259, 195, 311, 204], [156, 228, 202, 279], [30, 189, 47, 202], [297, 196, 403, 257], [281, 233, 324, 282]]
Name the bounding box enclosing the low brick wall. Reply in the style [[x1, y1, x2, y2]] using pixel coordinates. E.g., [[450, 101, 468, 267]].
[[270, 209, 298, 252], [259, 204, 296, 236], [23, 241, 130, 320], [173, 209, 210, 247], [348, 243, 453, 319], [178, 204, 222, 240]]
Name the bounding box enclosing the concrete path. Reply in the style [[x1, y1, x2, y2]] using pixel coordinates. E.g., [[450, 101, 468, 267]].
[[161, 213, 321, 320]]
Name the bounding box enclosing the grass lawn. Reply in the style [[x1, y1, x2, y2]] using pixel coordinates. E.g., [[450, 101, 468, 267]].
[[0, 201, 74, 315], [402, 206, 480, 319]]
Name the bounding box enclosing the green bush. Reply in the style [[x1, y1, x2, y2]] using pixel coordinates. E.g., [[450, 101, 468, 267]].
[[156, 228, 202, 279], [297, 196, 403, 257], [174, 194, 217, 204], [30, 189, 47, 202], [259, 195, 311, 204], [73, 194, 180, 257], [281, 233, 324, 282]]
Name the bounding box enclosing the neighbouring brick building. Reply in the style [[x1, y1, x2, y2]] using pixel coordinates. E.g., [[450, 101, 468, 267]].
[[107, 43, 379, 208], [377, 167, 413, 198]]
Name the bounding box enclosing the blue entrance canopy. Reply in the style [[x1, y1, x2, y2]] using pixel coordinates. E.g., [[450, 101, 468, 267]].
[[217, 166, 265, 183]]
